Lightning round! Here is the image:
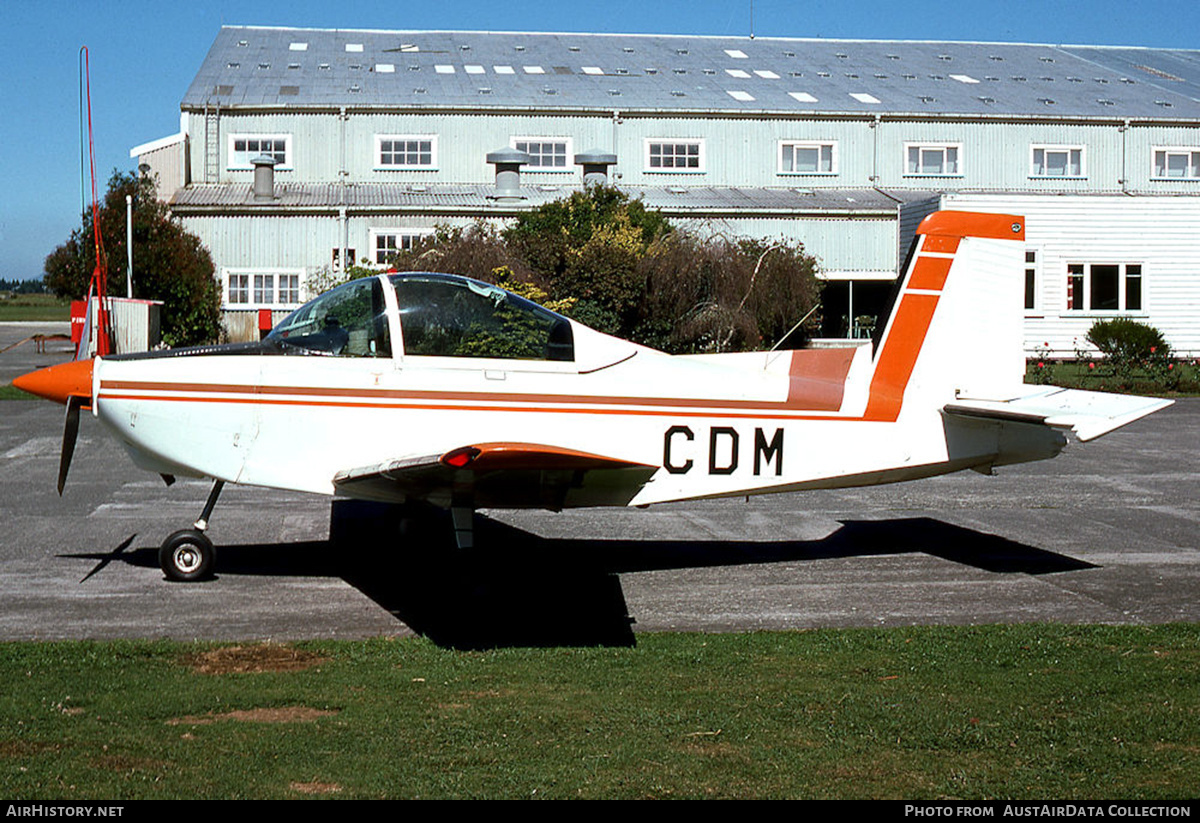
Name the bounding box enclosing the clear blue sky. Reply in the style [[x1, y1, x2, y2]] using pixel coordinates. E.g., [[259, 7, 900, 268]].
[[1, 0, 1197, 282]]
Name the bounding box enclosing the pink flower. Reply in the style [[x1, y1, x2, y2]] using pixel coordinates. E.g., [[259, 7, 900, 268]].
[[1168, 363, 1174, 370], [1088, 362, 1095, 370], [1037, 362, 1045, 368], [1150, 346, 1157, 354]]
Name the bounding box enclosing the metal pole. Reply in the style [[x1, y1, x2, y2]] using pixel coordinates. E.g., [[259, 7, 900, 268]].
[[125, 194, 133, 298]]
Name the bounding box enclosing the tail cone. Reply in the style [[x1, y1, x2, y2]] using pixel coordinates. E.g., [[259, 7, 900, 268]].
[[12, 359, 94, 405]]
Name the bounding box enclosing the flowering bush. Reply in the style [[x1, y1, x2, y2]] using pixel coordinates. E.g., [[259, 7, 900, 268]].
[[1086, 319, 1171, 384]]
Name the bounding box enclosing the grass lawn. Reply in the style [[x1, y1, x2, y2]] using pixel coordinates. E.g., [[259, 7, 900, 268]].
[[0, 293, 71, 322], [1, 625, 1197, 800]]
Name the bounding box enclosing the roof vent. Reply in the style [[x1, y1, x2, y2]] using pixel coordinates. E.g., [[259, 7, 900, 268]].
[[251, 156, 276, 202], [575, 149, 617, 187], [486, 147, 531, 201]]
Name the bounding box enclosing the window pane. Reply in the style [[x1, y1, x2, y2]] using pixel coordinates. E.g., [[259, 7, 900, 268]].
[[1068, 264, 1084, 310], [1033, 149, 1045, 175], [1090, 264, 1119, 310], [391, 275, 572, 361], [1167, 153, 1188, 178], [1125, 265, 1142, 311], [907, 147, 919, 173], [269, 277, 392, 357], [922, 148, 943, 174], [1025, 269, 1036, 310], [1046, 150, 1067, 176], [795, 147, 819, 172], [254, 274, 275, 305]]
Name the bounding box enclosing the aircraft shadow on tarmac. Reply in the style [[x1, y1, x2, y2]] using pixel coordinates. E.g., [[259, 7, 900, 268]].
[[61, 500, 1096, 651]]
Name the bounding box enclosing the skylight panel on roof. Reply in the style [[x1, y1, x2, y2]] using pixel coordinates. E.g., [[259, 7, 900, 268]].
[[346, 44, 363, 53], [435, 65, 455, 74], [789, 91, 818, 103], [289, 42, 308, 51], [400, 44, 419, 52], [495, 65, 515, 74], [850, 92, 880, 104], [582, 66, 603, 75], [465, 65, 484, 74], [950, 74, 979, 84], [376, 64, 395, 73], [523, 66, 545, 74], [728, 90, 755, 101], [725, 49, 748, 59], [755, 70, 780, 79], [726, 69, 751, 78]]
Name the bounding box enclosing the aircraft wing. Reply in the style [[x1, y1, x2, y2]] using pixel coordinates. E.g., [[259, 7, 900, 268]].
[[944, 387, 1173, 442], [333, 442, 658, 509]]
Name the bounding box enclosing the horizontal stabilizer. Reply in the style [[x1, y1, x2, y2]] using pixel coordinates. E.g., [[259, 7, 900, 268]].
[[945, 388, 1173, 442]]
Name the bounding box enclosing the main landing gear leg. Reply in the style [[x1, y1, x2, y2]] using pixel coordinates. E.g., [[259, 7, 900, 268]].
[[159, 480, 224, 582]]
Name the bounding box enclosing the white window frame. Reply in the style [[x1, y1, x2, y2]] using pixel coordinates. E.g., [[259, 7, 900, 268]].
[[369, 229, 434, 267], [778, 140, 838, 175], [222, 268, 305, 309], [903, 142, 962, 177], [1030, 144, 1085, 178], [510, 136, 573, 172], [1151, 146, 1200, 180], [644, 139, 705, 173], [1064, 262, 1145, 314], [374, 134, 438, 171], [227, 134, 293, 171]]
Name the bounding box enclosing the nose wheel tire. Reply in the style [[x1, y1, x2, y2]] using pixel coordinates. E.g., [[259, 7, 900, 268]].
[[159, 530, 216, 582]]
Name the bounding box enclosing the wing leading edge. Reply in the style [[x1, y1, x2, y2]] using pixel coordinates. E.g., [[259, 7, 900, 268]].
[[333, 442, 657, 509], [944, 388, 1173, 442]]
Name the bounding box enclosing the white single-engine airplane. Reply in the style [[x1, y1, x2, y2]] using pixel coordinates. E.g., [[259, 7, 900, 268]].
[[16, 211, 1172, 581]]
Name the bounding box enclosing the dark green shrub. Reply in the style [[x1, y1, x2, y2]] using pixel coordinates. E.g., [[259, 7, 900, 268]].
[[1086, 318, 1172, 386]]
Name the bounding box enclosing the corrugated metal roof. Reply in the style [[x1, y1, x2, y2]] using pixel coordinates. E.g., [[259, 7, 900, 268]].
[[182, 27, 1200, 119], [170, 182, 921, 214]]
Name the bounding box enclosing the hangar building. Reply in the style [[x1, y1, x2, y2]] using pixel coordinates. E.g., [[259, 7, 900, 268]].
[[131, 26, 1200, 354]]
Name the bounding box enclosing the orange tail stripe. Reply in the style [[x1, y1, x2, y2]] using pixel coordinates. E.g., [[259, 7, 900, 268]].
[[907, 256, 953, 291], [864, 293, 939, 422]]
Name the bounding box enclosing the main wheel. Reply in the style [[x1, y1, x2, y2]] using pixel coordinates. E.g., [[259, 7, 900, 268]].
[[159, 529, 216, 582]]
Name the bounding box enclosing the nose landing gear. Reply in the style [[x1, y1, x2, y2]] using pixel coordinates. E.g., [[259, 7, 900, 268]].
[[159, 480, 223, 582]]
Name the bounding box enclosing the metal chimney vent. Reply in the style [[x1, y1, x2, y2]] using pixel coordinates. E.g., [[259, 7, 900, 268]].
[[251, 155, 277, 201]]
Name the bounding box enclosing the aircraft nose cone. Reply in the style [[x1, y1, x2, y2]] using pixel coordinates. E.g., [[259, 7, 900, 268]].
[[12, 359, 94, 405]]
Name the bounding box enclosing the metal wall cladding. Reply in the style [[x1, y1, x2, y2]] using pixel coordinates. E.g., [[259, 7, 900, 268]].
[[185, 107, 1200, 193], [139, 141, 187, 198], [106, 298, 162, 353], [668, 215, 898, 273], [943, 192, 1200, 356]]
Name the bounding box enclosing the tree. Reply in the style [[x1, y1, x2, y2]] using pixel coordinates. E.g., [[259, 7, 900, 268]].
[[44, 171, 221, 347]]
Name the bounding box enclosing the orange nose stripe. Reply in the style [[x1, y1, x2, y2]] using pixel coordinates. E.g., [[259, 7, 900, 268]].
[[12, 359, 94, 405]]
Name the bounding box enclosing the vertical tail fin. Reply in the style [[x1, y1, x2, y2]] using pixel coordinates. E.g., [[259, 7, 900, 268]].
[[865, 211, 1026, 421]]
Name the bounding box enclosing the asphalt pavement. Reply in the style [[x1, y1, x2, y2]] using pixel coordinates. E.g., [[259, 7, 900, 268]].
[[2, 321, 1197, 647]]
